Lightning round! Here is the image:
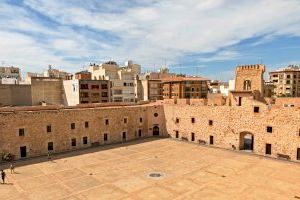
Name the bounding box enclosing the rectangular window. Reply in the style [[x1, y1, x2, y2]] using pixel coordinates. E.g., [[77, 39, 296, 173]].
[[19, 128, 25, 136], [85, 121, 89, 128], [48, 142, 54, 151], [124, 118, 128, 124], [176, 118, 179, 123], [83, 137, 88, 145], [101, 92, 108, 97], [71, 138, 76, 147], [266, 143, 272, 155], [191, 118, 195, 123], [140, 118, 143, 123], [101, 84, 108, 89], [254, 106, 259, 113], [267, 126, 273, 133], [209, 120, 213, 126], [104, 133, 108, 141], [122, 132, 126, 140], [71, 123, 75, 130], [47, 125, 51, 133], [175, 131, 179, 138], [105, 119, 109, 125]]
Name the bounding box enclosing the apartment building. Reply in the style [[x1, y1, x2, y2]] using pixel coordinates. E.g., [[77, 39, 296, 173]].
[[0, 66, 21, 84], [162, 77, 209, 99], [63, 71, 110, 106], [269, 65, 300, 97], [88, 60, 140, 102]]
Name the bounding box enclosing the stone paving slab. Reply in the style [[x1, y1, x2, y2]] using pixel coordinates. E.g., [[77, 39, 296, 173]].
[[1, 138, 300, 200]]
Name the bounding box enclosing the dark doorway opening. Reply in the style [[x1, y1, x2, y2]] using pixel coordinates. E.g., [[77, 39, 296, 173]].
[[191, 133, 195, 141], [266, 143, 272, 155], [297, 148, 300, 160], [122, 132, 126, 141], [20, 146, 27, 158], [239, 132, 254, 151], [138, 129, 142, 137], [209, 135, 214, 145], [238, 97, 242, 106], [153, 126, 159, 136]]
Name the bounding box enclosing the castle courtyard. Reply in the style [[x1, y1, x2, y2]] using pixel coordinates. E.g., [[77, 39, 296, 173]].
[[1, 138, 300, 200]]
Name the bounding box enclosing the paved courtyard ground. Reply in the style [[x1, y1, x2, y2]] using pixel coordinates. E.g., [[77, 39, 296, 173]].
[[1, 138, 300, 200]]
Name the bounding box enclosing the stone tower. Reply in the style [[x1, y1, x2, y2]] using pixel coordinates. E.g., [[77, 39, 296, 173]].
[[235, 64, 265, 94]]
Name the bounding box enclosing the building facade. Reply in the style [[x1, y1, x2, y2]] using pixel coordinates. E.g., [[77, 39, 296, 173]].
[[63, 79, 110, 105], [88, 61, 139, 102], [0, 66, 20, 79], [269, 65, 300, 97], [162, 77, 209, 99]]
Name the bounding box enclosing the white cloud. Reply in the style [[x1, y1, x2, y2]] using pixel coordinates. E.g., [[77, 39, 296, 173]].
[[1, 0, 300, 75]]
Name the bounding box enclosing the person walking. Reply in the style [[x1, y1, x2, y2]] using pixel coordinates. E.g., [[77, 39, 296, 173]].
[[10, 163, 15, 174], [1, 170, 6, 184]]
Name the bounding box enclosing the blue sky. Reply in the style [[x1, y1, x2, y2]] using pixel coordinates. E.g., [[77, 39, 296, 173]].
[[1, 0, 300, 80]]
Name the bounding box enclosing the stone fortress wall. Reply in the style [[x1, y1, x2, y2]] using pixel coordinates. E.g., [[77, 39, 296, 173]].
[[0, 104, 167, 159], [1, 64, 300, 162]]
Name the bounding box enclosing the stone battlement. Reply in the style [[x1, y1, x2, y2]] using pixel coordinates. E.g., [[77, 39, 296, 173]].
[[236, 64, 265, 72]]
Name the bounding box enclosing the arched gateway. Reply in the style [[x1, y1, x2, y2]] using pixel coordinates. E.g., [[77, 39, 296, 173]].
[[239, 132, 254, 151]]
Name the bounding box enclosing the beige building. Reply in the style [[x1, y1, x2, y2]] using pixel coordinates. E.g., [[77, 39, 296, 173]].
[[162, 77, 209, 99], [0, 77, 64, 107], [88, 61, 140, 102], [269, 65, 300, 97]]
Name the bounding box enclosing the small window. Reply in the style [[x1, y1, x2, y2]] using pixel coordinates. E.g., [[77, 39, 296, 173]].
[[48, 142, 54, 151], [19, 128, 25, 136], [83, 136, 88, 145], [209, 120, 213, 126], [175, 131, 179, 138], [176, 118, 179, 123], [85, 121, 89, 128], [266, 143, 272, 155], [71, 138, 76, 147], [254, 106, 259, 113], [154, 113, 158, 117], [105, 119, 109, 125], [124, 118, 128, 124], [191, 118, 195, 123], [267, 126, 273, 133], [71, 123, 75, 130], [104, 133, 108, 141], [140, 118, 143, 123], [47, 125, 51, 133]]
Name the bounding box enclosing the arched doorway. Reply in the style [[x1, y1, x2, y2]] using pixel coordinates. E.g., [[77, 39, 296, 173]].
[[239, 132, 254, 151], [153, 126, 159, 136]]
